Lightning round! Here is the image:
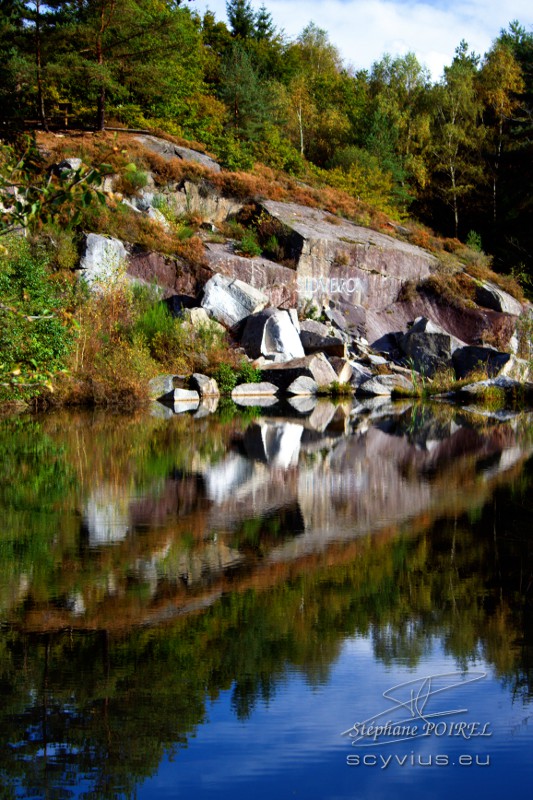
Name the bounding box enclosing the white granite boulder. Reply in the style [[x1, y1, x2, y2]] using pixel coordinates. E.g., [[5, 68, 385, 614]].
[[201, 274, 268, 328], [79, 233, 127, 287], [240, 308, 304, 361]]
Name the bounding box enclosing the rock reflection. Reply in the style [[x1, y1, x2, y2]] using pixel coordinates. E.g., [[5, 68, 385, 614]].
[[0, 405, 532, 799], [0, 405, 531, 630]]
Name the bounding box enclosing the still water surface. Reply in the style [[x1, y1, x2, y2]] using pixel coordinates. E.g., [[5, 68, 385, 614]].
[[0, 400, 532, 799]]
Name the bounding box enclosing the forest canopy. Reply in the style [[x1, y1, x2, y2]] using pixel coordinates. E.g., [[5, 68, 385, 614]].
[[0, 2, 532, 274]]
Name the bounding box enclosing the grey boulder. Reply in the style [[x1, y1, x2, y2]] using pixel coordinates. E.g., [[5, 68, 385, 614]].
[[201, 274, 268, 328], [79, 233, 127, 287], [259, 353, 338, 392], [241, 308, 304, 361]]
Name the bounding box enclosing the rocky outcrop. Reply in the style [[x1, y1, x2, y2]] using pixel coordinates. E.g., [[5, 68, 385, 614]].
[[190, 373, 220, 397], [328, 357, 353, 383], [148, 374, 177, 400], [399, 317, 455, 377], [299, 319, 346, 357], [446, 376, 533, 407], [127, 250, 211, 298], [452, 347, 530, 381], [355, 296, 519, 353], [259, 200, 436, 310], [452, 346, 513, 379], [180, 307, 226, 334], [231, 381, 278, 398], [286, 376, 319, 395], [358, 373, 414, 396], [475, 281, 523, 316], [134, 134, 221, 172], [203, 243, 298, 308], [169, 181, 241, 225]]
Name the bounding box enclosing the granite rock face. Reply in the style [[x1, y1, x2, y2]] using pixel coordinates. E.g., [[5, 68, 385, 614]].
[[474, 281, 523, 316], [357, 373, 414, 396], [148, 374, 177, 400], [134, 135, 221, 172], [190, 373, 220, 397], [127, 250, 211, 298], [203, 243, 298, 308], [231, 381, 278, 397], [399, 317, 454, 377], [299, 319, 346, 357], [286, 376, 319, 395], [259, 200, 436, 310]]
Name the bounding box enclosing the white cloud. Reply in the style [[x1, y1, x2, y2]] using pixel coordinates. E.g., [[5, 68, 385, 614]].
[[195, 0, 532, 79]]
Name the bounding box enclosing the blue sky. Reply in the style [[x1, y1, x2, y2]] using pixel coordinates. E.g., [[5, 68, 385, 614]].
[[195, 0, 532, 79]]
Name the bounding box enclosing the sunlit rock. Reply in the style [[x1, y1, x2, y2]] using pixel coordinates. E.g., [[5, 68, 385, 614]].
[[201, 273, 268, 328], [240, 308, 304, 361]]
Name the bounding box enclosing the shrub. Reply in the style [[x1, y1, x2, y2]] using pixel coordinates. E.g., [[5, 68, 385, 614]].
[[133, 301, 175, 350], [210, 360, 261, 395], [116, 163, 148, 196], [212, 363, 238, 394], [32, 224, 80, 271], [317, 381, 353, 397], [236, 360, 262, 384], [466, 230, 483, 252], [236, 230, 262, 258], [0, 238, 76, 401]]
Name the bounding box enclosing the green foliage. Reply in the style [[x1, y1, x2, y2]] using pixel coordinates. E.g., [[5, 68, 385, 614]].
[[215, 135, 255, 171], [0, 238, 75, 400], [133, 301, 175, 350], [316, 381, 353, 397], [236, 359, 262, 384], [466, 230, 483, 251], [212, 359, 262, 393], [235, 229, 262, 257], [0, 137, 109, 237], [213, 362, 239, 394], [120, 163, 149, 195], [35, 224, 80, 272], [323, 147, 401, 216], [218, 43, 271, 142]]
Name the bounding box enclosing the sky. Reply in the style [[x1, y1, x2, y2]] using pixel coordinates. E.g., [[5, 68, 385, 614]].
[[194, 0, 532, 80]]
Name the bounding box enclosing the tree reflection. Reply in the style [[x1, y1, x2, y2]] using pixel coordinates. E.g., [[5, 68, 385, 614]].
[[0, 408, 532, 796]]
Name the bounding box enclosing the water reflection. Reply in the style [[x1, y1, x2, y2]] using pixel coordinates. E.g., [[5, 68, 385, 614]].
[[0, 404, 531, 798]]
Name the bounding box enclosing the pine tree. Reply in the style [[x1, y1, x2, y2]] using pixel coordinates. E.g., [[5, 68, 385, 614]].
[[254, 4, 274, 41], [218, 42, 270, 141], [226, 0, 255, 39]]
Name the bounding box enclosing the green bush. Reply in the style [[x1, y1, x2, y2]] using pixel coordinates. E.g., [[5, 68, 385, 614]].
[[212, 360, 262, 394], [466, 230, 483, 252], [120, 163, 149, 195], [236, 360, 262, 384], [0, 238, 75, 400], [212, 363, 238, 394], [133, 301, 174, 352], [236, 231, 262, 257]]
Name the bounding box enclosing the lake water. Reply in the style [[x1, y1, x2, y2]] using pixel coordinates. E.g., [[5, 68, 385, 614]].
[[0, 399, 532, 799]]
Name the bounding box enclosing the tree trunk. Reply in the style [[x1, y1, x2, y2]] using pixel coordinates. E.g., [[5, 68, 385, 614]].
[[35, 0, 48, 131], [96, 27, 105, 130], [297, 103, 304, 157]]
